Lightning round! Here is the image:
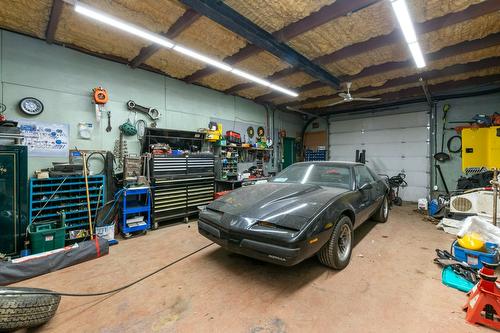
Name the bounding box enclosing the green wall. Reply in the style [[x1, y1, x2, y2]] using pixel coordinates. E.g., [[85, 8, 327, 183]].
[[0, 30, 303, 175]]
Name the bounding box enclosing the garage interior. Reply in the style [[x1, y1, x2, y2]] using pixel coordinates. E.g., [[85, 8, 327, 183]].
[[0, 0, 500, 332]]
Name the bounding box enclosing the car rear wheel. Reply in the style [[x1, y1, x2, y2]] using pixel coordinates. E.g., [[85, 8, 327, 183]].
[[372, 195, 389, 223], [317, 215, 353, 270]]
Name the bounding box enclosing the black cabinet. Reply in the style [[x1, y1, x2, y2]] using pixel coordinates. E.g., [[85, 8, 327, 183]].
[[0, 145, 28, 256]]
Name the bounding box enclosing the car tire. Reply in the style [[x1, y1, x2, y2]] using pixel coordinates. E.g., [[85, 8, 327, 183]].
[[317, 215, 353, 270], [372, 195, 389, 223], [0, 287, 61, 331]]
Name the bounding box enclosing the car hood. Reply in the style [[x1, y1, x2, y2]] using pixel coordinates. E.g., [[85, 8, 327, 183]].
[[205, 182, 348, 231]]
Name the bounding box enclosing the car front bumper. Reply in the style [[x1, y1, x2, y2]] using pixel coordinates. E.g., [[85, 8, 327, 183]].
[[198, 220, 308, 266]]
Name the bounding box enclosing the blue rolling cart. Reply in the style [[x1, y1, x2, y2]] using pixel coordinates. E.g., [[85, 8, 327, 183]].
[[119, 187, 151, 238]]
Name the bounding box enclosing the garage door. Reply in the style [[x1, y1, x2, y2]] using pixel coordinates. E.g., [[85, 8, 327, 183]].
[[329, 112, 430, 202]]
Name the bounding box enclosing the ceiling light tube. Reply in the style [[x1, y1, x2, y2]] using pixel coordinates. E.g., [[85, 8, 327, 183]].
[[269, 84, 299, 97], [231, 69, 271, 87], [75, 2, 174, 48], [408, 42, 426, 68], [74, 2, 300, 98], [390, 0, 417, 43], [173, 45, 232, 71]]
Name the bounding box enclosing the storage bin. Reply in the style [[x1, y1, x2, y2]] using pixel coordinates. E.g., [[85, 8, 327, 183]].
[[29, 220, 66, 254], [452, 240, 499, 269]]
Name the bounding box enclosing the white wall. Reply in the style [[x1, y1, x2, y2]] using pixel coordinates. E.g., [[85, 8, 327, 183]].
[[0, 30, 303, 175]]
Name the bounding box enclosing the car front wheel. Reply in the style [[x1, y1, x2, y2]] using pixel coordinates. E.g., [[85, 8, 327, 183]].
[[372, 195, 389, 223], [317, 215, 353, 270]]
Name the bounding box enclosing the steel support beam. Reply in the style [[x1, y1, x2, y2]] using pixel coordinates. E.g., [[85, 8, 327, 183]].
[[179, 0, 343, 88]]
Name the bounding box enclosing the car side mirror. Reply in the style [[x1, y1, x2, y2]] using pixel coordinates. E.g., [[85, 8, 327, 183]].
[[359, 183, 373, 191]]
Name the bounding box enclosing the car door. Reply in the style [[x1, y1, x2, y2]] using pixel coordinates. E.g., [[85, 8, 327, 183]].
[[353, 165, 379, 223]]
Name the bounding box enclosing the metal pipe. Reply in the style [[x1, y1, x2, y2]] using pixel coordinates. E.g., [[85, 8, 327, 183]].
[[492, 168, 498, 226]]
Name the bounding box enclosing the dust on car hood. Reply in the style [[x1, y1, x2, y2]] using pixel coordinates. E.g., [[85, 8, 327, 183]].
[[206, 182, 347, 231]]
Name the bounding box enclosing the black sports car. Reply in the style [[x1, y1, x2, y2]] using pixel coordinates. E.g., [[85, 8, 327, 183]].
[[198, 162, 389, 269]]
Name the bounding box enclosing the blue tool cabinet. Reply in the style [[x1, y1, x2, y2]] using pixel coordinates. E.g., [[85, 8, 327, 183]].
[[119, 187, 151, 237], [29, 175, 106, 243]]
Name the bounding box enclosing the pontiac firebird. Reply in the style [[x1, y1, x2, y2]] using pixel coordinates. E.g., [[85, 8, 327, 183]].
[[198, 162, 389, 269]]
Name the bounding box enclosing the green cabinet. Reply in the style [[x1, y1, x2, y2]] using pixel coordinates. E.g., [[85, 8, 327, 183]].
[[0, 145, 28, 256]]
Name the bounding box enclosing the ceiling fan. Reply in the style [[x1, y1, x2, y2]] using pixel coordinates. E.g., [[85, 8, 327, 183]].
[[324, 82, 381, 107]]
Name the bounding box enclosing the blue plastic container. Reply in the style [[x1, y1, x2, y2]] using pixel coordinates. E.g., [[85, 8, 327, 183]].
[[428, 199, 439, 216], [452, 240, 499, 269]]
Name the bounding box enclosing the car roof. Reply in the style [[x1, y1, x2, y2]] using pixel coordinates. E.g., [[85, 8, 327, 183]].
[[293, 161, 364, 167]]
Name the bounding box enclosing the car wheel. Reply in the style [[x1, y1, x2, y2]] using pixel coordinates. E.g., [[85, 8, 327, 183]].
[[0, 287, 61, 331], [317, 215, 353, 270], [372, 195, 389, 223]]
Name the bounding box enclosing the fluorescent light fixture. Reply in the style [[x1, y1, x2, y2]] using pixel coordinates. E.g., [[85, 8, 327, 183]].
[[173, 45, 232, 71], [269, 84, 299, 97], [390, 0, 416, 43], [390, 0, 426, 68], [74, 2, 300, 98], [231, 69, 271, 87], [408, 42, 426, 68], [75, 2, 174, 49]]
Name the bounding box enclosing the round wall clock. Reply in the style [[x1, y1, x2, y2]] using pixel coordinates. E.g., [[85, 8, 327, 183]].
[[247, 126, 254, 138], [19, 97, 44, 116]]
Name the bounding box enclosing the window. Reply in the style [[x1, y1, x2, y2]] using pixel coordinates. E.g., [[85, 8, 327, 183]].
[[271, 164, 352, 189], [355, 165, 375, 187]]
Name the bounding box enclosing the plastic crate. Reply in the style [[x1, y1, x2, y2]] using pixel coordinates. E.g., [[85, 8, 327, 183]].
[[29, 220, 66, 254], [452, 240, 499, 269]]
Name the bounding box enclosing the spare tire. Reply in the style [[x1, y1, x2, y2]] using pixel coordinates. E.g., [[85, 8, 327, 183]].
[[0, 287, 60, 331]]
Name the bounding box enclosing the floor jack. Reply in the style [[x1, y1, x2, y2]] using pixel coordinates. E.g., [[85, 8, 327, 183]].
[[463, 262, 500, 329]]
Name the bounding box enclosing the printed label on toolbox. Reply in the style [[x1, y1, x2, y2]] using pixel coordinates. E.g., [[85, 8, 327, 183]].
[[45, 235, 54, 241], [467, 254, 478, 266]]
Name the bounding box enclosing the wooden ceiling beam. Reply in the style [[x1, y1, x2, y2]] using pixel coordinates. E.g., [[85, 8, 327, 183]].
[[236, 1, 500, 97], [129, 9, 201, 68], [316, 74, 500, 115], [315, 0, 499, 65], [280, 56, 500, 108], [184, 44, 261, 83], [256, 32, 500, 102], [46, 0, 64, 44], [181, 0, 375, 85]]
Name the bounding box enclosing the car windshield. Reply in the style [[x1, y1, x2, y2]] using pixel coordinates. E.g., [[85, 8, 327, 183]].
[[271, 164, 352, 189]]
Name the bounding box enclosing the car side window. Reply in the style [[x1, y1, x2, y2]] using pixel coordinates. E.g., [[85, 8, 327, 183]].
[[355, 165, 375, 187]]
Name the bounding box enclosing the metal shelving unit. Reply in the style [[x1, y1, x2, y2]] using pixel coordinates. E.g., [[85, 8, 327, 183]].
[[29, 175, 106, 243]]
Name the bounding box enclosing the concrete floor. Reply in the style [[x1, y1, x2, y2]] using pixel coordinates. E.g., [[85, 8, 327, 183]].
[[15, 205, 490, 333]]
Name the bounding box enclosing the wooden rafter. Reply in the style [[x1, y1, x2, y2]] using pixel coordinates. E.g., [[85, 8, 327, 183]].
[[281, 56, 500, 108], [256, 32, 500, 102], [129, 9, 201, 68], [235, 0, 500, 98], [46, 0, 64, 44], [315, 74, 500, 115], [182, 0, 377, 84]]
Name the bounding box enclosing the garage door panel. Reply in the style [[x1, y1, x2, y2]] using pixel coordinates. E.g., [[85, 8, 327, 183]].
[[329, 111, 429, 202], [368, 156, 429, 173], [332, 142, 429, 158], [331, 127, 429, 144], [330, 112, 428, 132]]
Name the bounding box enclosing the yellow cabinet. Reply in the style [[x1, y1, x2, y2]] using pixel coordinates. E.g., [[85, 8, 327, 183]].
[[462, 126, 500, 173]]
